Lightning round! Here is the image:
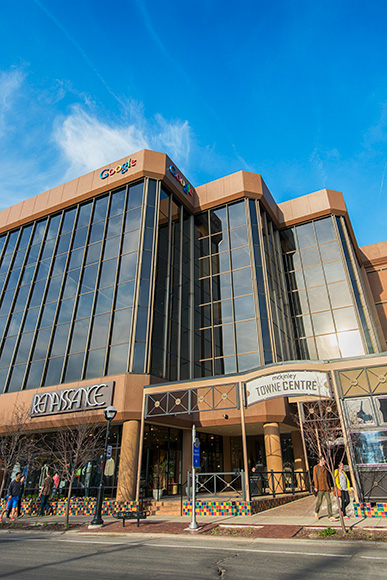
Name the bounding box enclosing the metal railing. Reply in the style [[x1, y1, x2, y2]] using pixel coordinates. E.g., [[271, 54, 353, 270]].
[[187, 471, 246, 501], [250, 469, 311, 498]]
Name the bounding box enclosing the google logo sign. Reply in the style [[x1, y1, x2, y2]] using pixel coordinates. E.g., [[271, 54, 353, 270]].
[[100, 158, 137, 179], [169, 165, 194, 197]]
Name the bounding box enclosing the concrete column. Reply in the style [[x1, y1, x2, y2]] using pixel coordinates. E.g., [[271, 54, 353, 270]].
[[223, 436, 231, 472], [264, 422, 284, 493], [291, 429, 307, 491], [182, 428, 192, 486], [116, 420, 141, 501]]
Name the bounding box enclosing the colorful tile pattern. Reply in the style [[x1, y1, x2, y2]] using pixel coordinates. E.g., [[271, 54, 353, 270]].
[[182, 494, 309, 516], [353, 502, 387, 518], [0, 498, 151, 517]]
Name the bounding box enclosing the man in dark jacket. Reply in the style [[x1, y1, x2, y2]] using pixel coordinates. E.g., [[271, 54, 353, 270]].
[[313, 456, 338, 521], [39, 470, 53, 516], [0, 472, 22, 521]]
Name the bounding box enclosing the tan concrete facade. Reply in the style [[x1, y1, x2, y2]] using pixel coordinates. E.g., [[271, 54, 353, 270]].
[[1, 148, 387, 503]]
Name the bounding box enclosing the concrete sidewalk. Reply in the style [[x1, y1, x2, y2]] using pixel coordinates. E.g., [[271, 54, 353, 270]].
[[2, 495, 386, 534]]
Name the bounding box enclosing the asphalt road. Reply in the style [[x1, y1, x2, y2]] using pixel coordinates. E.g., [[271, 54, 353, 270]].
[[0, 532, 386, 579]]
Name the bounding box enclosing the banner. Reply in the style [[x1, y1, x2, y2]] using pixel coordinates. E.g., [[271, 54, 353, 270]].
[[246, 371, 331, 406]]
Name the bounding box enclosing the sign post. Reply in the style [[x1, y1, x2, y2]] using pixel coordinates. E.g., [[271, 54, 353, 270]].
[[189, 424, 199, 530]]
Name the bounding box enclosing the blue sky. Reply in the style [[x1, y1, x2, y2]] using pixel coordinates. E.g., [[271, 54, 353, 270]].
[[1, 0, 387, 247]]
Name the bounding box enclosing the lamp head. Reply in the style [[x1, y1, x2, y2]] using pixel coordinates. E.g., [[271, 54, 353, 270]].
[[104, 406, 117, 421]]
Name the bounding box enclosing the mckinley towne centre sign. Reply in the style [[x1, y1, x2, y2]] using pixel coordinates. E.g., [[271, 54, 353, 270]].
[[246, 371, 331, 405], [30, 382, 114, 417]]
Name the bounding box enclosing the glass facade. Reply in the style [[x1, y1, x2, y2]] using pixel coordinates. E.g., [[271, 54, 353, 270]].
[[0, 180, 153, 392], [0, 170, 383, 394], [281, 216, 378, 361]]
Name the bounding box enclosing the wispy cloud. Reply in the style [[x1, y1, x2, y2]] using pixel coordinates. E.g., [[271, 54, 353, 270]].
[[0, 69, 25, 136], [53, 105, 194, 179]]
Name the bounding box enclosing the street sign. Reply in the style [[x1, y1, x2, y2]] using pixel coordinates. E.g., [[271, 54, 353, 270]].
[[193, 441, 200, 468]]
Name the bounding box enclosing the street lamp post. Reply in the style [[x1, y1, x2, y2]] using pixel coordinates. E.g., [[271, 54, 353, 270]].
[[90, 405, 117, 527]]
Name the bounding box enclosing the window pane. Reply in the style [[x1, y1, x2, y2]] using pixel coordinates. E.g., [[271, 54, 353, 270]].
[[300, 246, 320, 268], [312, 311, 335, 335], [231, 247, 250, 269], [7, 364, 26, 393], [92, 196, 108, 223], [50, 323, 70, 356], [44, 357, 64, 386], [85, 348, 106, 379], [109, 189, 126, 217], [89, 221, 105, 244], [212, 252, 230, 275], [210, 207, 227, 233], [62, 269, 80, 298], [25, 360, 45, 390], [14, 332, 33, 364], [68, 248, 84, 270], [337, 330, 365, 357], [61, 209, 76, 234], [80, 264, 98, 293], [85, 242, 102, 265], [29, 280, 46, 307], [76, 292, 94, 320], [118, 252, 137, 283], [238, 352, 260, 372], [228, 202, 246, 229], [127, 182, 144, 210], [324, 261, 346, 283], [107, 344, 129, 375], [315, 218, 336, 244], [57, 297, 75, 324], [0, 336, 17, 366], [46, 275, 63, 303], [99, 258, 117, 288], [32, 328, 51, 360], [70, 318, 90, 353], [40, 302, 57, 328], [333, 307, 358, 332], [76, 202, 92, 228], [72, 227, 88, 249], [95, 287, 114, 315], [124, 208, 142, 232], [235, 320, 258, 353], [296, 223, 316, 249], [316, 334, 340, 359], [234, 294, 255, 321], [64, 353, 85, 383], [106, 215, 122, 238], [320, 241, 341, 263], [89, 314, 110, 349], [213, 299, 233, 325], [110, 308, 132, 345], [304, 265, 325, 287], [56, 233, 71, 255], [7, 311, 23, 335], [328, 282, 353, 308], [307, 285, 330, 312], [115, 281, 135, 309], [103, 236, 120, 260], [23, 307, 40, 332], [232, 268, 252, 296], [230, 226, 248, 249]]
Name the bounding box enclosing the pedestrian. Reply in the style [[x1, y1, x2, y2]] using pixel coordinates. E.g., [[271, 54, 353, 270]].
[[313, 456, 338, 521], [6, 475, 25, 518], [334, 462, 351, 519], [0, 472, 22, 521], [39, 470, 53, 516]]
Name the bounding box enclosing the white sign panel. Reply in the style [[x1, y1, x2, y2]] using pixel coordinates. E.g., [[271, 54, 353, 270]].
[[246, 371, 331, 406]]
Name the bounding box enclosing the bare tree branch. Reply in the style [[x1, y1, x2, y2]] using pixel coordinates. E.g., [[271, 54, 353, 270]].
[[50, 423, 104, 525]]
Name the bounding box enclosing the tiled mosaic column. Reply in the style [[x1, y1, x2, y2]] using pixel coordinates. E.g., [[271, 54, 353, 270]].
[[264, 422, 284, 493], [116, 420, 141, 501]]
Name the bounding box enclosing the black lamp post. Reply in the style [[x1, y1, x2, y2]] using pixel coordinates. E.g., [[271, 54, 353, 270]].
[[90, 405, 117, 527]]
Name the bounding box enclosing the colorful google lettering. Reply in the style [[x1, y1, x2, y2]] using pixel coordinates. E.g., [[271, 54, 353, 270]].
[[169, 165, 194, 197], [100, 158, 137, 179]]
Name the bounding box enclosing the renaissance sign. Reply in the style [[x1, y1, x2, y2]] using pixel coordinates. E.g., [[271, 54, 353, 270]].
[[30, 381, 114, 417], [246, 371, 331, 406]]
